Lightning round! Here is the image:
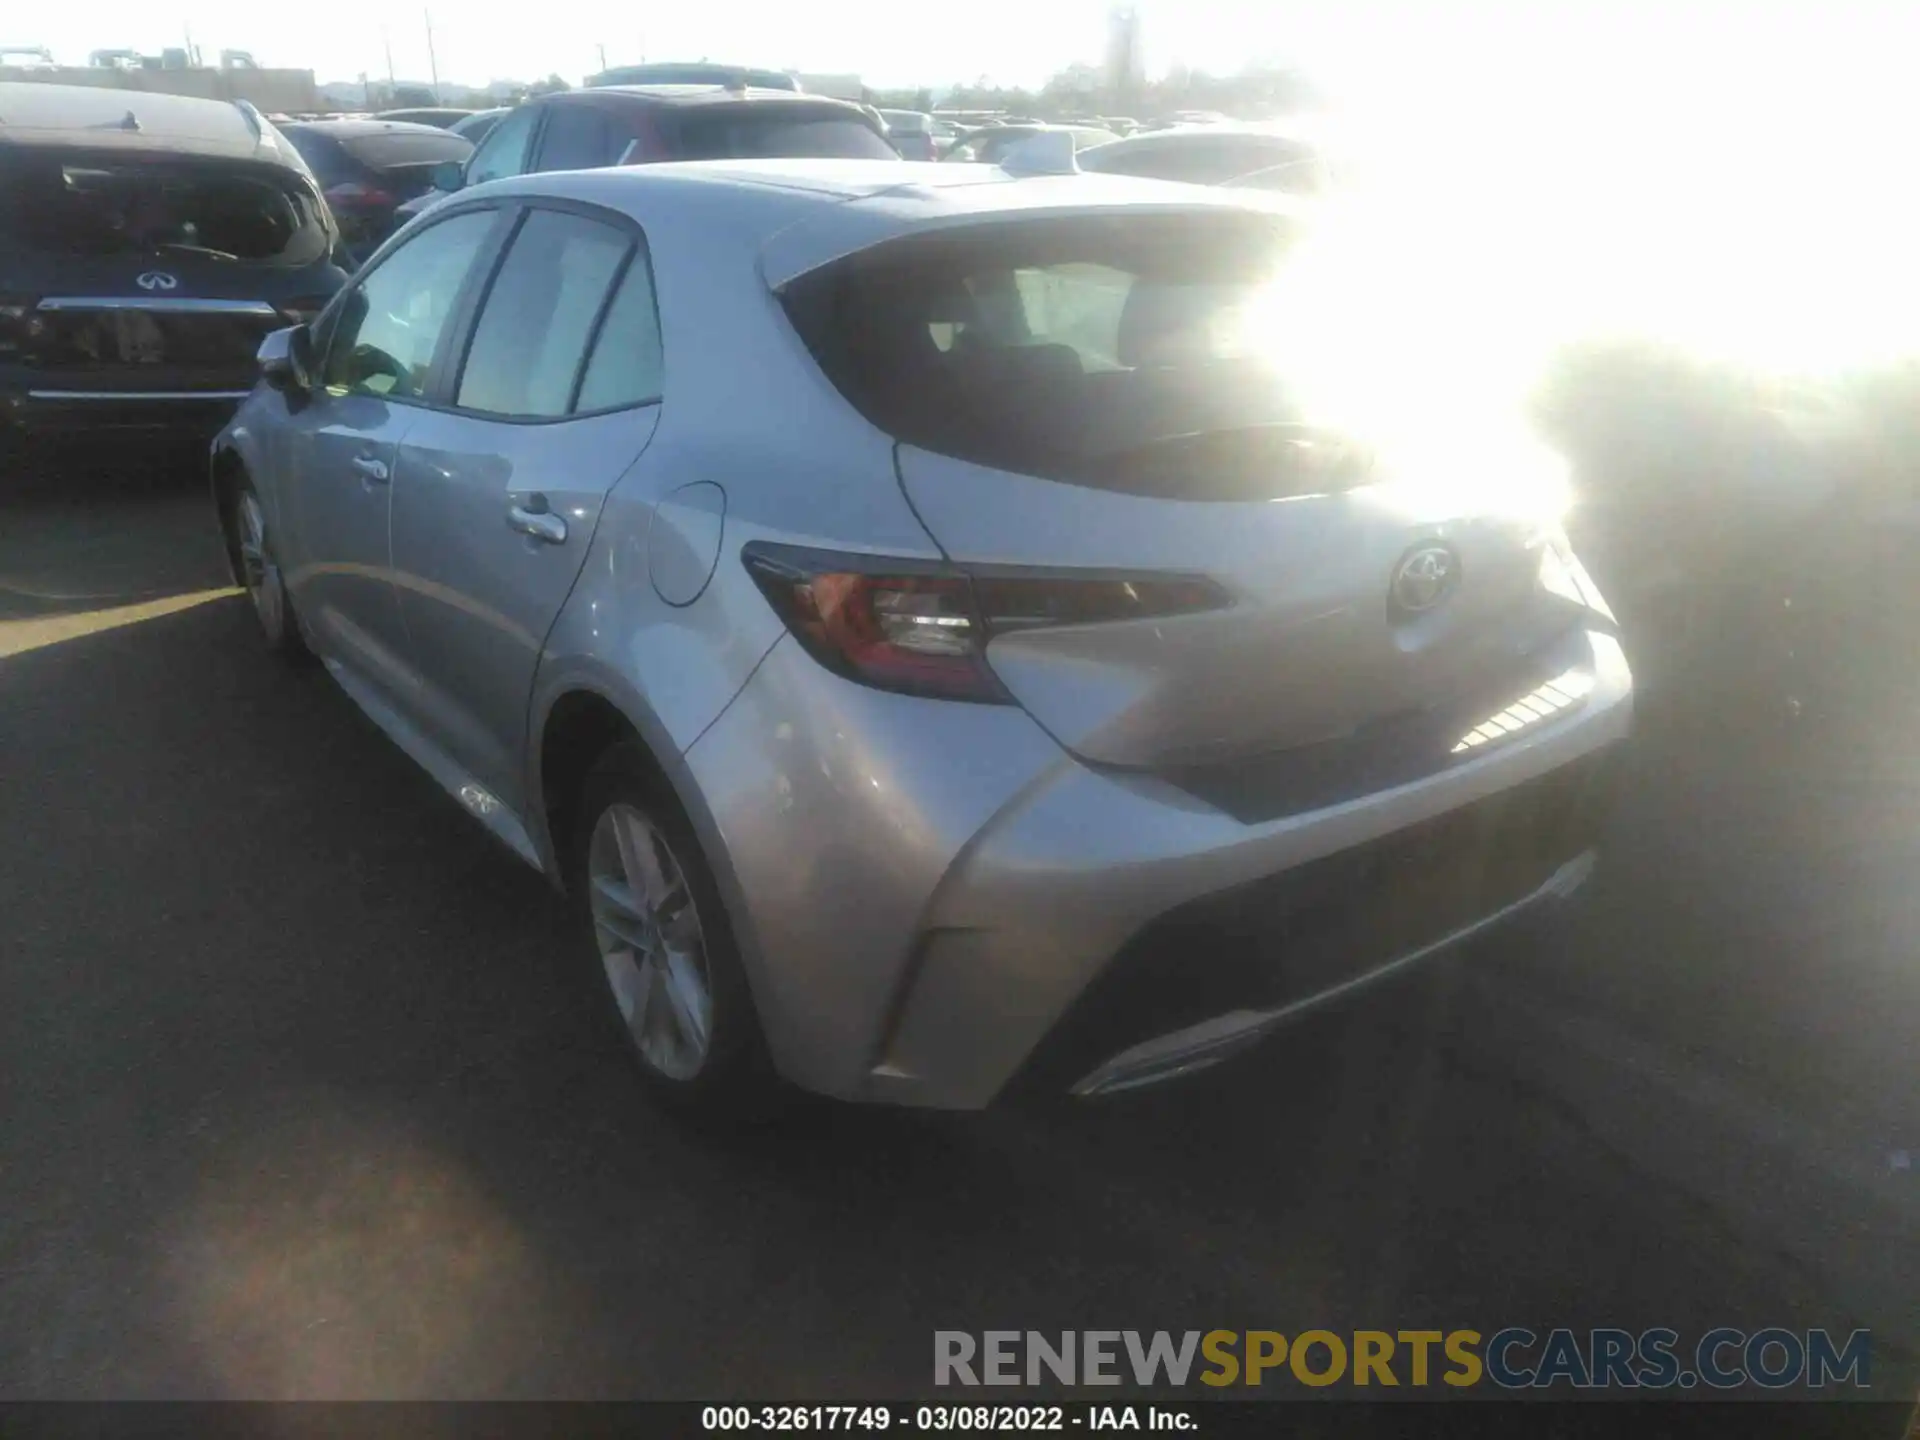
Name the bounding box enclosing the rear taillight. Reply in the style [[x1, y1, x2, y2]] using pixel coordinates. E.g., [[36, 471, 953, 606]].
[[743, 543, 1229, 703], [745, 546, 1004, 701], [324, 182, 394, 208]]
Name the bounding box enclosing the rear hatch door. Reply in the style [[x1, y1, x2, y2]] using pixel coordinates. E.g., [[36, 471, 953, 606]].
[[784, 207, 1589, 774], [897, 447, 1561, 770], [1, 147, 341, 393]]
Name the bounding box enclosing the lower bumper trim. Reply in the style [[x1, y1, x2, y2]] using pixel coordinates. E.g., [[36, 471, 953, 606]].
[[1070, 848, 1599, 1099]]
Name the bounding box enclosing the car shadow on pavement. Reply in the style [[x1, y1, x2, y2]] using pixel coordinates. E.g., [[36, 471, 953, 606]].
[[0, 449, 231, 626]]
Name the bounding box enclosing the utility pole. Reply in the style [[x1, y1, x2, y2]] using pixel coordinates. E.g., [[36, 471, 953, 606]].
[[598, 43, 608, 74], [424, 9, 441, 103], [384, 27, 396, 93]]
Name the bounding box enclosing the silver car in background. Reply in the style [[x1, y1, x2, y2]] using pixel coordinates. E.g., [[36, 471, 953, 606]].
[[212, 160, 1630, 1113]]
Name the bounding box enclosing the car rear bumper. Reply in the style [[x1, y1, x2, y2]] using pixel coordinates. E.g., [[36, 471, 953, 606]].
[[686, 626, 1633, 1110]]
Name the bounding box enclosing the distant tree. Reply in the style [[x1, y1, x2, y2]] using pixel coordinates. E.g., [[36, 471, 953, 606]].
[[527, 73, 570, 96]]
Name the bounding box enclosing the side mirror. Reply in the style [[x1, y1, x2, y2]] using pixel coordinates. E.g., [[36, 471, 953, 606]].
[[431, 158, 466, 192], [258, 324, 314, 394]]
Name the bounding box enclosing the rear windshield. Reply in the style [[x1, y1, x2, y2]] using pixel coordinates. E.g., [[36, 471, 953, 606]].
[[781, 212, 1365, 500], [338, 129, 474, 169], [672, 109, 894, 161], [0, 149, 331, 265]]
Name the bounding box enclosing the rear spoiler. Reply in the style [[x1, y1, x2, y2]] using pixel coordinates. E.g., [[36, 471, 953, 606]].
[[996, 130, 1079, 177]]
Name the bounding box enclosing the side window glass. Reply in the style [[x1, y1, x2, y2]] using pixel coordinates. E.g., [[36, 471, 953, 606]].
[[535, 107, 612, 172], [321, 210, 495, 399], [456, 209, 630, 418], [465, 105, 540, 187], [574, 249, 664, 411]]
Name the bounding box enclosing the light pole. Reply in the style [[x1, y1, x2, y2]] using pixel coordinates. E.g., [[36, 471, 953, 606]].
[[424, 10, 441, 104]]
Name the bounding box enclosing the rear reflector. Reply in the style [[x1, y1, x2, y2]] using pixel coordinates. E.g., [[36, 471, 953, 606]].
[[743, 542, 1230, 703]]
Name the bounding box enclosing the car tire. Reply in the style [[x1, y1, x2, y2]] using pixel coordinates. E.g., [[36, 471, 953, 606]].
[[233, 478, 311, 661], [570, 742, 778, 1116]]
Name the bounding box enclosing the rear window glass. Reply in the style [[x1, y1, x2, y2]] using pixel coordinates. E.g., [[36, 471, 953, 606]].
[[338, 129, 474, 168], [280, 129, 350, 184], [673, 111, 893, 161], [781, 212, 1365, 500], [0, 149, 331, 265]]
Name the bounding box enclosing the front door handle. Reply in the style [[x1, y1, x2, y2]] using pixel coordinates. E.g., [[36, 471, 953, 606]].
[[351, 455, 389, 483], [507, 501, 567, 544]]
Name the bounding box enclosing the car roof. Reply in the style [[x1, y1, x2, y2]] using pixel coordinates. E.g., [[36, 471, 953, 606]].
[[0, 80, 293, 164], [483, 158, 1298, 286], [551, 84, 857, 110]]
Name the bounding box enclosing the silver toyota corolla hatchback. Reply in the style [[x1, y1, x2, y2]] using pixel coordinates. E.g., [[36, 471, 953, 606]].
[[211, 159, 1632, 1112]]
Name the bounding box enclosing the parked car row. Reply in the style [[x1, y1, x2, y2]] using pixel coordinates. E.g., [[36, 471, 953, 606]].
[[254, 89, 1327, 257], [6, 80, 1622, 1123]]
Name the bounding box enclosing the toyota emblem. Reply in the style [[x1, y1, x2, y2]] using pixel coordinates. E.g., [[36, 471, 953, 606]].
[[1389, 543, 1460, 617], [135, 271, 179, 292]]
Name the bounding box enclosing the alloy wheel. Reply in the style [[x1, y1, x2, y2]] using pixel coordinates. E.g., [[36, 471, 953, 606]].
[[587, 802, 714, 1081]]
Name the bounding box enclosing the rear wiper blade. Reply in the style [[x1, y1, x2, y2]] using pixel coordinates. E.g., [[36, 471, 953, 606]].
[[153, 242, 241, 260]]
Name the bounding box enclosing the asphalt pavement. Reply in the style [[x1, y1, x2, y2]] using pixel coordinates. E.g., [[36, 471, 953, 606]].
[[1, 453, 1915, 1402]]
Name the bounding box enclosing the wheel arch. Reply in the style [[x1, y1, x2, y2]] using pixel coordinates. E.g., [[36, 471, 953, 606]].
[[528, 674, 778, 1048]]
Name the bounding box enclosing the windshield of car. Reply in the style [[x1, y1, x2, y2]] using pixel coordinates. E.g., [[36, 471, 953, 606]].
[[782, 211, 1367, 499], [671, 107, 894, 160], [0, 148, 331, 264]]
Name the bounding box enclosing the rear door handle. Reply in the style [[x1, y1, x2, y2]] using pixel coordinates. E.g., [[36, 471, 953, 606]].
[[507, 502, 567, 544], [351, 455, 389, 483]]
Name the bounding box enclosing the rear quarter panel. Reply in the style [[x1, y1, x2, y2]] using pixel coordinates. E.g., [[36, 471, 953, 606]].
[[526, 184, 963, 1077]]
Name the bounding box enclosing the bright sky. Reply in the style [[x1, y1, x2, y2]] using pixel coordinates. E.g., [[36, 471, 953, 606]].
[[26, 1, 1920, 389], [29, 0, 1914, 94]]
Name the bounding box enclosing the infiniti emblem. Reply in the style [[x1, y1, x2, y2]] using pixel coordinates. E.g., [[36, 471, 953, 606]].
[[1389, 543, 1460, 617], [135, 271, 179, 292]]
